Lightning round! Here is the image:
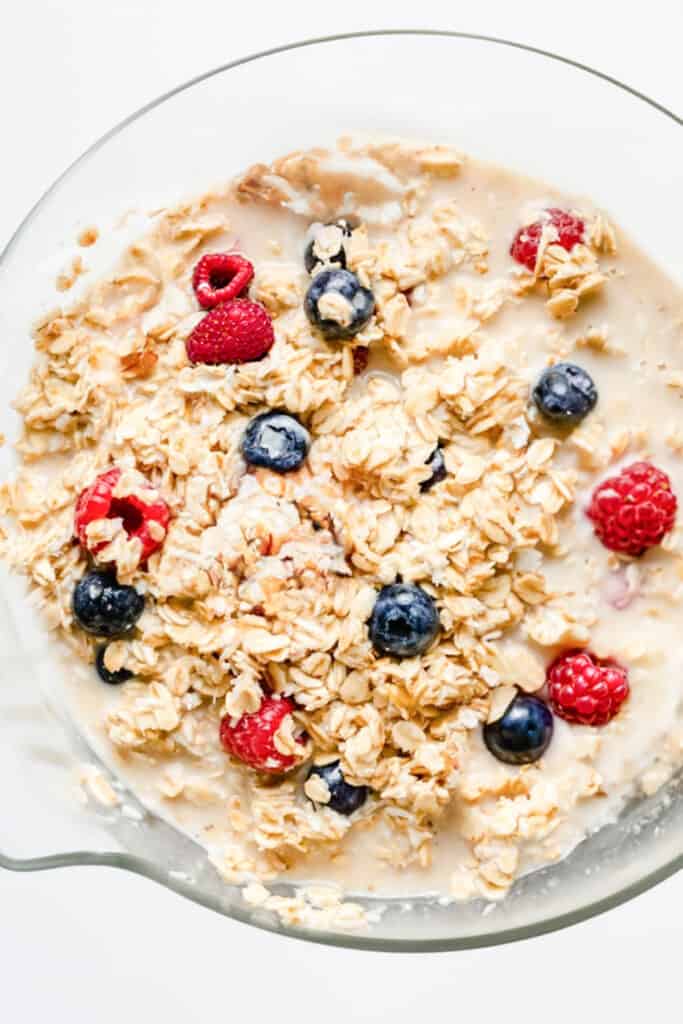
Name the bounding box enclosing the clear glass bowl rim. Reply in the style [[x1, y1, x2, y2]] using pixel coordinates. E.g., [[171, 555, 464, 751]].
[[1, 29, 681, 953]]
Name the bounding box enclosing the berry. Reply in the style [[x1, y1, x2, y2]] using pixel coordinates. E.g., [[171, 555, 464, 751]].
[[219, 695, 303, 773], [241, 410, 310, 473], [72, 571, 144, 638], [352, 346, 370, 375], [586, 461, 677, 556], [420, 446, 447, 493], [510, 208, 585, 272], [304, 220, 354, 274], [306, 760, 367, 815], [547, 650, 630, 726], [192, 253, 254, 310], [95, 644, 133, 685], [484, 694, 554, 765], [186, 299, 274, 364], [74, 467, 170, 562], [369, 583, 440, 659], [304, 268, 374, 340], [532, 362, 598, 426]]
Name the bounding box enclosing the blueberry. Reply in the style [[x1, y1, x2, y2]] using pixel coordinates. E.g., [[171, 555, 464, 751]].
[[420, 446, 447, 493], [483, 694, 554, 765], [95, 645, 133, 685], [532, 362, 597, 425], [241, 410, 310, 473], [369, 583, 440, 659], [306, 760, 367, 816], [304, 220, 354, 274], [72, 571, 144, 638], [304, 268, 375, 340]]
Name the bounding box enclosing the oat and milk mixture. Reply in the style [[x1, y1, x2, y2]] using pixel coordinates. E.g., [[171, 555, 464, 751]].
[[2, 138, 683, 913]]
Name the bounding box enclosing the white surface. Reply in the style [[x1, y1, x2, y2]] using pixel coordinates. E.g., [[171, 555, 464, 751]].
[[1, 1, 682, 1019]]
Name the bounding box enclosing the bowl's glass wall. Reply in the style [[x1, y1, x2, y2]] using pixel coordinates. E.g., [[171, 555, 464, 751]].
[[1, 33, 681, 950]]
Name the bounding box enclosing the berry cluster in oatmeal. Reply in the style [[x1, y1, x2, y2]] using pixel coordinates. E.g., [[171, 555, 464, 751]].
[[2, 138, 683, 913]]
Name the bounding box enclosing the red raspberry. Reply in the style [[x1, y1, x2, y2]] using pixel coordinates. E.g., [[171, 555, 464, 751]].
[[510, 208, 585, 272], [186, 299, 274, 365], [192, 253, 254, 310], [74, 467, 170, 562], [587, 461, 677, 556], [547, 650, 629, 726], [219, 695, 304, 773]]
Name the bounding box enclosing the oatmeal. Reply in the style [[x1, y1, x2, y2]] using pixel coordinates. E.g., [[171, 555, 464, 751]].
[[2, 137, 683, 907]]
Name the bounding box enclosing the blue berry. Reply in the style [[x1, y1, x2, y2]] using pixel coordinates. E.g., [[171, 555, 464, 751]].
[[304, 268, 374, 340], [95, 645, 133, 685], [306, 760, 367, 815], [72, 571, 144, 638], [420, 446, 447, 493], [304, 220, 353, 274], [241, 410, 310, 473], [532, 362, 597, 425], [369, 583, 440, 659], [483, 694, 554, 765]]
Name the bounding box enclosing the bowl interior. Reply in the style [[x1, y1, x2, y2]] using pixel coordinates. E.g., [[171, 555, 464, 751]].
[[1, 31, 681, 951]]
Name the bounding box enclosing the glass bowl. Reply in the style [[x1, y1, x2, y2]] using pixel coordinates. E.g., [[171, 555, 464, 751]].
[[1, 30, 681, 952]]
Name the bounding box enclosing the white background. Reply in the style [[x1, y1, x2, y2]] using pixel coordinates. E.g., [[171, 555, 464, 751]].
[[1, 2, 681, 1020]]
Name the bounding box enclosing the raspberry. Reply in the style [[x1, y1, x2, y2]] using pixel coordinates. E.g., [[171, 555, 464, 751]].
[[74, 467, 170, 562], [192, 253, 254, 310], [186, 299, 274, 364], [219, 695, 304, 773], [510, 208, 585, 271], [586, 461, 677, 556], [547, 650, 629, 726]]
